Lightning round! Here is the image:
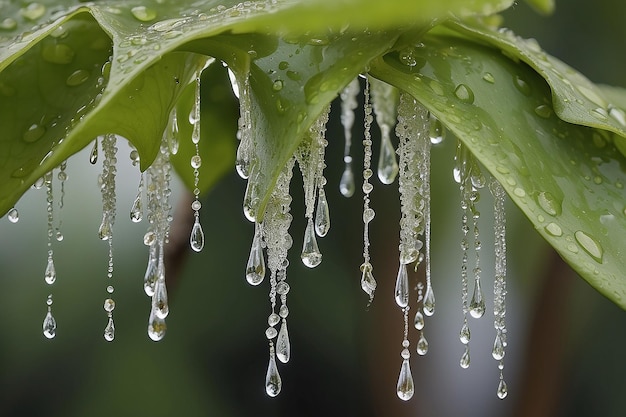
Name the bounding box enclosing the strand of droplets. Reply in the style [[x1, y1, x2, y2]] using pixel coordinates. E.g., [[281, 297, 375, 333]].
[[3, 67, 510, 400]]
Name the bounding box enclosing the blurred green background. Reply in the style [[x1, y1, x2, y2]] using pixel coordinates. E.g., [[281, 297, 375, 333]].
[[1, 1, 625, 416]]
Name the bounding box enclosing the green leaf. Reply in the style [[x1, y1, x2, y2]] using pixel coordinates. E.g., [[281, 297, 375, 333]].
[[369, 35, 626, 309], [523, 0, 555, 15]]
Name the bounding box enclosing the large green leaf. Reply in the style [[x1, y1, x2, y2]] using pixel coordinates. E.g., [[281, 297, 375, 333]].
[[369, 35, 626, 309]]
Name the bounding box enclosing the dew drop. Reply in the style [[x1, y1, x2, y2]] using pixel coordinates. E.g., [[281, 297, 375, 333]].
[[189, 217, 204, 252], [314, 188, 330, 237], [537, 191, 561, 216], [545, 222, 562, 237], [89, 138, 99, 164], [0, 18, 17, 30], [130, 194, 143, 223], [513, 75, 531, 96], [165, 108, 180, 155], [246, 224, 266, 285], [131, 6, 157, 22], [482, 72, 495, 84], [23, 124, 46, 143], [460, 345, 470, 369], [429, 114, 445, 144], [396, 359, 414, 401], [42, 310, 56, 339], [339, 163, 355, 197], [272, 80, 283, 91], [591, 107, 608, 121], [377, 124, 398, 184], [414, 311, 424, 330], [469, 278, 485, 318], [152, 276, 169, 319], [497, 378, 508, 399], [66, 69, 90, 87], [7, 207, 19, 223], [147, 307, 166, 341], [423, 282, 435, 316], [492, 333, 505, 360], [360, 262, 377, 300], [21, 3, 46, 20], [416, 333, 429, 356], [265, 350, 282, 397], [609, 105, 626, 127], [534, 104, 552, 119], [574, 230, 603, 262], [394, 263, 409, 308], [459, 322, 471, 344], [41, 43, 75, 65], [44, 257, 56, 285], [454, 84, 475, 104], [104, 316, 115, 342], [276, 321, 290, 363], [301, 219, 322, 268]]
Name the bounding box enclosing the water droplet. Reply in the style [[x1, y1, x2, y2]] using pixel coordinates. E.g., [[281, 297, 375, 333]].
[[98, 215, 112, 240], [7, 207, 19, 223], [0, 18, 17, 30], [459, 322, 471, 344], [265, 350, 282, 397], [513, 188, 526, 198], [339, 163, 355, 197], [537, 191, 561, 216], [44, 257, 56, 284], [591, 107, 608, 121], [152, 277, 169, 319], [42, 43, 75, 65], [394, 263, 409, 308], [130, 194, 142, 223], [246, 224, 265, 285], [104, 316, 115, 341], [513, 75, 531, 96], [42, 310, 56, 339], [66, 69, 90, 87], [416, 333, 428, 356], [190, 217, 204, 252], [429, 114, 445, 144], [276, 321, 290, 363], [469, 279, 485, 318], [147, 307, 166, 341], [482, 72, 495, 84], [574, 230, 603, 262], [166, 108, 179, 155], [272, 80, 283, 91], [460, 345, 470, 369], [360, 262, 377, 299], [21, 3, 46, 20], [454, 84, 475, 104], [377, 124, 398, 184], [131, 6, 157, 22], [89, 139, 98, 164], [534, 104, 552, 119], [314, 189, 330, 237], [492, 333, 505, 360], [301, 219, 322, 268], [545, 222, 562, 237], [396, 359, 414, 401], [414, 311, 424, 330], [23, 124, 46, 143], [497, 378, 508, 399], [423, 283, 435, 317]]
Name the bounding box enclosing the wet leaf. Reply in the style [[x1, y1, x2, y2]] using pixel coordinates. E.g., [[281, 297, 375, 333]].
[[370, 35, 626, 309]]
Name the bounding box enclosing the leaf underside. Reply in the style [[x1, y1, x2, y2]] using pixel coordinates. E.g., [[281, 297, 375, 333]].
[[2, 0, 626, 309]]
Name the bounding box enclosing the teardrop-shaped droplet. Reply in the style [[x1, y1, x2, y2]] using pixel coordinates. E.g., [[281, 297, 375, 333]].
[[377, 124, 398, 184], [314, 189, 330, 237], [459, 322, 471, 344], [265, 351, 282, 397], [104, 316, 115, 341], [360, 262, 377, 299], [414, 311, 424, 330], [190, 217, 204, 252], [42, 309, 57, 339], [98, 215, 112, 240], [339, 163, 355, 197], [416, 333, 429, 356], [246, 225, 265, 285], [492, 333, 505, 360], [497, 378, 508, 399], [301, 219, 322, 268], [143, 246, 158, 296], [460, 345, 470, 369], [44, 257, 56, 285], [423, 282, 435, 316], [469, 279, 485, 318], [89, 138, 99, 164], [152, 274, 169, 319], [276, 321, 290, 364], [394, 263, 409, 308], [396, 358, 414, 401], [147, 307, 166, 341], [166, 108, 180, 155], [130, 194, 142, 223], [7, 207, 19, 223], [429, 114, 445, 144]]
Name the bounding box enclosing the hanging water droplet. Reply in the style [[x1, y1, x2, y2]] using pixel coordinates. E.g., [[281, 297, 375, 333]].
[[246, 224, 265, 285], [153, 277, 169, 319], [339, 162, 355, 197], [416, 333, 428, 356], [423, 282, 435, 316], [394, 263, 409, 308], [377, 124, 398, 184], [360, 262, 377, 299], [7, 207, 19, 223], [314, 189, 330, 237], [147, 307, 166, 341], [414, 311, 424, 330], [429, 114, 445, 144], [276, 320, 290, 363], [130, 194, 143, 222], [89, 138, 99, 164], [497, 378, 508, 399], [143, 246, 158, 296], [44, 257, 56, 284], [396, 358, 414, 401], [98, 215, 112, 240], [104, 316, 115, 341], [265, 349, 282, 397], [301, 219, 322, 268], [460, 346, 470, 369], [166, 108, 180, 155], [469, 278, 485, 318], [189, 217, 205, 252], [42, 309, 56, 339], [492, 333, 505, 360], [459, 321, 471, 344]]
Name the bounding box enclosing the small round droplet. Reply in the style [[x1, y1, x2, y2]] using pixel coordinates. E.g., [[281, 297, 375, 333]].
[[545, 222, 562, 237], [23, 124, 46, 143], [107, 285, 114, 294], [21, 3, 46, 20], [534, 104, 552, 119], [482, 72, 495, 84], [191, 155, 202, 169], [131, 6, 157, 22], [272, 80, 283, 91], [143, 231, 156, 246], [191, 200, 202, 211], [574, 230, 603, 262], [363, 208, 375, 224], [265, 326, 278, 339], [513, 75, 531, 96], [7, 208, 19, 223], [454, 84, 475, 104], [103, 298, 116, 312]]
